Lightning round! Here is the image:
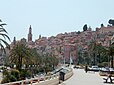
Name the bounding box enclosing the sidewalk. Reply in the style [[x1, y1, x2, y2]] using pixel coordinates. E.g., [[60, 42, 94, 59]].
[[60, 68, 114, 85], [0, 72, 2, 83]]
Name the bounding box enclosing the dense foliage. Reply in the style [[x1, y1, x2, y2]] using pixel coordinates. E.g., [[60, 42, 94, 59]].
[[108, 19, 114, 26], [2, 42, 59, 83]]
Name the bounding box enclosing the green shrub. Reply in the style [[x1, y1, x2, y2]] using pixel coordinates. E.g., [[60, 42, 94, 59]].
[[98, 62, 108, 67], [1, 76, 10, 84], [20, 69, 31, 80], [1, 69, 19, 84], [2, 70, 9, 76], [9, 75, 17, 82], [10, 69, 20, 80], [1, 74, 17, 84]]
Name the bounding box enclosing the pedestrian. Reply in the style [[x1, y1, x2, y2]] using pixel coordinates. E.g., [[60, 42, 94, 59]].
[[107, 71, 112, 83]]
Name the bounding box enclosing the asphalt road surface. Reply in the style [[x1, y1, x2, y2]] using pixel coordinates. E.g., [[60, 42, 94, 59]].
[[60, 68, 114, 85]]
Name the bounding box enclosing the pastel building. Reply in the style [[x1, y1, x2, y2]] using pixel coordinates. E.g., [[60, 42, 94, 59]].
[[63, 44, 78, 64], [96, 26, 114, 33]]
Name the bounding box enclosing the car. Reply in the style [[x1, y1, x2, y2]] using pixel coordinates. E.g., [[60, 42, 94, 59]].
[[99, 67, 114, 76], [88, 66, 100, 72], [109, 68, 114, 72], [100, 67, 114, 72], [73, 65, 81, 69]]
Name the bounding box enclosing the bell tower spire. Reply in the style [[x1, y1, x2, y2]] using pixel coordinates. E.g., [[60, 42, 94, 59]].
[[28, 25, 32, 42]]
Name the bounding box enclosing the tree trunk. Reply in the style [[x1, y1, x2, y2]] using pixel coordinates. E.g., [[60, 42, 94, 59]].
[[111, 56, 113, 68], [17, 56, 22, 71], [93, 53, 96, 66], [98, 53, 100, 63]]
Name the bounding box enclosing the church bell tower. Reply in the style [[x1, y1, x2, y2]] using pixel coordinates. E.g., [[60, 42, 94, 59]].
[[28, 25, 32, 42]]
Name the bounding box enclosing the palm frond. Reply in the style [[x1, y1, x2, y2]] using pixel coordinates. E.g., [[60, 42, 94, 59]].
[[0, 39, 10, 49], [0, 28, 8, 33], [0, 23, 7, 27], [0, 33, 10, 41], [0, 43, 6, 54]]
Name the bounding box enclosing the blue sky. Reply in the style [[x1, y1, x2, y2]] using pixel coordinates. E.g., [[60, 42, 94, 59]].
[[0, 0, 114, 42]]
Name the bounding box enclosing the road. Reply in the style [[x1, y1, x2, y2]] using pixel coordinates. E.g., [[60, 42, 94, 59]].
[[60, 68, 114, 85]]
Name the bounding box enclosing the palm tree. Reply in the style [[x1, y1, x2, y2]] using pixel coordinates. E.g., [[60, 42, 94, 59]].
[[110, 44, 114, 68], [88, 41, 98, 65], [95, 43, 106, 63], [9, 42, 33, 70], [88, 41, 105, 66], [0, 19, 10, 53], [104, 44, 114, 68]]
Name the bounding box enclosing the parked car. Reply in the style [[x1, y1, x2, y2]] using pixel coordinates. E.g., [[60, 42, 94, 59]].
[[100, 67, 114, 72], [99, 67, 114, 76], [73, 65, 82, 69], [88, 66, 100, 72]]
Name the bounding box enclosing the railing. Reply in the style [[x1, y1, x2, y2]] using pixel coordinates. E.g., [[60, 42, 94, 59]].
[[1, 68, 73, 85], [0, 74, 59, 85]]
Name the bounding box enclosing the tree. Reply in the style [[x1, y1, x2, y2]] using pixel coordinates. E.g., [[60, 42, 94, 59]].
[[88, 41, 97, 65], [77, 31, 81, 34], [83, 51, 90, 65], [30, 48, 42, 66], [108, 19, 114, 26], [9, 42, 33, 70], [104, 44, 114, 68], [40, 53, 59, 74], [0, 19, 10, 53], [88, 41, 105, 66], [83, 24, 88, 31], [101, 23, 104, 27], [29, 48, 42, 74]]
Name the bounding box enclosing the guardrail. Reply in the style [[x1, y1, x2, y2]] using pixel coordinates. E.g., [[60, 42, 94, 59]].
[[1, 68, 73, 85]]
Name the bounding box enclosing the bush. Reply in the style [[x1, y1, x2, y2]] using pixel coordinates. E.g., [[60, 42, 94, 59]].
[[2, 70, 9, 76], [1, 74, 17, 84], [10, 69, 20, 80], [98, 62, 108, 67], [20, 69, 32, 80], [9, 75, 17, 82], [1, 69, 33, 84], [1, 76, 10, 84], [1, 69, 19, 84]]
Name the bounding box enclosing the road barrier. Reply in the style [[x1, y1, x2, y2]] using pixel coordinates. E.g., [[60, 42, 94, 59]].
[[1, 68, 73, 85]]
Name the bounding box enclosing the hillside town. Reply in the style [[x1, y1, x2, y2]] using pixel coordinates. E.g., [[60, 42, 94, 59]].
[[0, 21, 114, 84], [6, 23, 114, 67], [1, 0, 114, 84]]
